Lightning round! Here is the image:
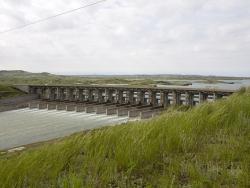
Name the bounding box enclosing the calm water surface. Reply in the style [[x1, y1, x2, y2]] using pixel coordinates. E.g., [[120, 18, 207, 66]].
[[157, 79, 250, 90]]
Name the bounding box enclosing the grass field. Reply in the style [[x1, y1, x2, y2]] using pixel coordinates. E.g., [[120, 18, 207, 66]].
[[0, 89, 249, 187]]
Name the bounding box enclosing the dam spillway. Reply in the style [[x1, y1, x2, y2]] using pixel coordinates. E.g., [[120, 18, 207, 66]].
[[0, 85, 236, 150], [17, 84, 235, 107], [0, 108, 130, 150]]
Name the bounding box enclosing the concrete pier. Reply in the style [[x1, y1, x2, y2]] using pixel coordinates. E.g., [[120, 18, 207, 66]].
[[117, 108, 129, 116], [106, 108, 117, 115], [140, 111, 155, 119], [48, 103, 57, 110], [56, 104, 66, 111], [76, 105, 85, 112], [38, 103, 47, 109], [86, 106, 96, 113], [128, 109, 141, 118], [29, 102, 39, 109], [66, 105, 76, 111], [96, 106, 106, 114]]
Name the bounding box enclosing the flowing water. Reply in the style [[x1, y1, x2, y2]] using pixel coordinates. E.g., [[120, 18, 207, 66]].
[[0, 108, 129, 150]]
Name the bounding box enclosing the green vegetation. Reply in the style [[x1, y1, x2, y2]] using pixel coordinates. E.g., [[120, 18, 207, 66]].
[[0, 70, 246, 86], [0, 89, 249, 187], [0, 85, 24, 99]]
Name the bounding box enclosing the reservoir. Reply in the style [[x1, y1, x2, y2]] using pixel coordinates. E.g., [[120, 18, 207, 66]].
[[0, 108, 129, 150], [157, 79, 250, 90]]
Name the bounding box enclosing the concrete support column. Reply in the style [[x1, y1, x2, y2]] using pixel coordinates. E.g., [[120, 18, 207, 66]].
[[87, 89, 93, 102], [116, 90, 123, 104], [82, 90, 88, 101], [72, 88, 78, 101], [199, 92, 208, 104], [49, 88, 56, 100], [160, 92, 169, 107], [115, 90, 123, 104], [78, 89, 84, 102], [62, 89, 66, 101], [138, 91, 145, 105], [97, 89, 104, 103], [44, 88, 48, 99], [41, 88, 46, 99], [105, 89, 113, 103], [56, 88, 63, 101], [150, 91, 157, 106], [185, 92, 194, 106], [47, 88, 52, 100], [128, 90, 134, 104], [66, 88, 73, 101], [172, 91, 181, 105], [36, 88, 42, 99]]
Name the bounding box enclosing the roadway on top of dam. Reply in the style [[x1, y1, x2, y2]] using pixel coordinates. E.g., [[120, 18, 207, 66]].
[[26, 84, 237, 94]]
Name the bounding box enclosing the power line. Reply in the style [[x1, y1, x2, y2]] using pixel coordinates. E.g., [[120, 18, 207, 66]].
[[0, 0, 108, 34]]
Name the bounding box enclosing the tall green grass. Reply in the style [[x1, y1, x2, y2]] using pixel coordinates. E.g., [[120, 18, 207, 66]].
[[0, 90, 250, 187]]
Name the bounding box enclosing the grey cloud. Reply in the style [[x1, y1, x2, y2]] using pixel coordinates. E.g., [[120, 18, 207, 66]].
[[0, 0, 250, 76]]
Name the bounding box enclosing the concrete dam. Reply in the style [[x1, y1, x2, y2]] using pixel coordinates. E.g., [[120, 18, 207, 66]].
[[0, 85, 235, 150], [24, 85, 235, 119]]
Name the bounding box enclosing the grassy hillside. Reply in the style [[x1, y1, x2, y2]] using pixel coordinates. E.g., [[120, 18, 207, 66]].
[[0, 89, 249, 187], [0, 85, 24, 99]]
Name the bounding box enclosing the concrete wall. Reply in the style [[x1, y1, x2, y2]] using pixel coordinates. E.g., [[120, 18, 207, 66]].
[[86, 106, 96, 113], [0, 94, 38, 106], [0, 94, 38, 112], [13, 85, 30, 93], [117, 109, 129, 116], [57, 104, 66, 111], [66, 105, 76, 111], [38, 103, 47, 109], [96, 107, 106, 114], [128, 110, 141, 118], [48, 104, 57, 110], [76, 105, 85, 112], [140, 111, 154, 119], [29, 102, 39, 109], [106, 108, 117, 115], [0, 103, 28, 112]]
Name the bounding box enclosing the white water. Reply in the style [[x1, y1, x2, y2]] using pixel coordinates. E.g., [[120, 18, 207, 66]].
[[0, 108, 129, 150]]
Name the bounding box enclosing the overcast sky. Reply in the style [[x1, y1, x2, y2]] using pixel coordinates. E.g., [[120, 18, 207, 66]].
[[0, 0, 250, 76]]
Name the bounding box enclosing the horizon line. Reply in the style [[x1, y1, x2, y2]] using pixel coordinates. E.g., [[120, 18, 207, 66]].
[[1, 69, 250, 78]]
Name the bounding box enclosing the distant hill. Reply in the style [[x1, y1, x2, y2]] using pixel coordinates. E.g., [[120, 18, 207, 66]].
[[0, 70, 53, 77], [0, 70, 249, 86], [1, 70, 248, 79]]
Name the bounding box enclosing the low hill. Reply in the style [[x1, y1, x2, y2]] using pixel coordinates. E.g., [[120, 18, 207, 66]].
[[0, 91, 249, 187], [0, 70, 52, 77], [1, 70, 249, 86]]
